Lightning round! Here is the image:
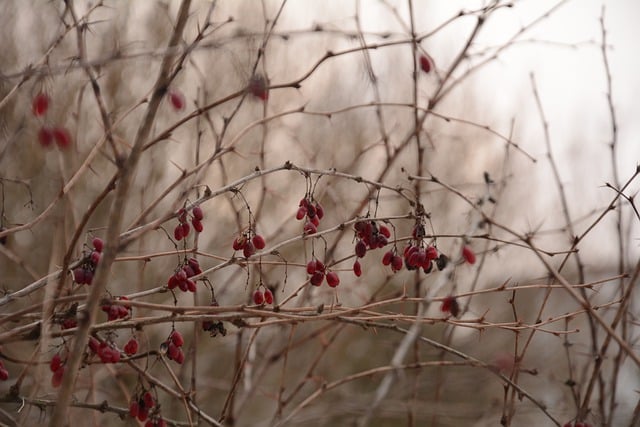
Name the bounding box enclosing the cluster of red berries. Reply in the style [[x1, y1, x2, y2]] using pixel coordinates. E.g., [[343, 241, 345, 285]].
[[32, 92, 72, 149], [248, 74, 269, 101], [252, 287, 274, 305], [129, 390, 158, 423], [0, 359, 9, 381], [101, 296, 131, 321], [73, 237, 103, 285], [124, 336, 139, 356], [306, 258, 340, 287], [167, 88, 185, 111], [174, 206, 204, 241], [60, 315, 78, 330], [440, 296, 460, 317], [89, 337, 121, 364], [232, 230, 266, 258], [49, 352, 65, 387], [296, 197, 324, 235], [167, 257, 202, 292], [352, 219, 391, 276], [403, 243, 439, 273], [165, 330, 185, 364]]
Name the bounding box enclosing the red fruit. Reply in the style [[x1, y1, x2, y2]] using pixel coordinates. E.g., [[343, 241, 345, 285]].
[[315, 259, 326, 272], [38, 126, 54, 147], [32, 92, 50, 116], [137, 406, 149, 422], [310, 215, 320, 227], [124, 338, 139, 355], [299, 198, 309, 208], [0, 368, 8, 381], [296, 206, 307, 220], [188, 257, 201, 273], [50, 353, 62, 373], [174, 348, 185, 364], [391, 255, 403, 272], [325, 271, 340, 287], [306, 260, 317, 275], [303, 221, 317, 235], [192, 205, 204, 220], [306, 204, 316, 219], [171, 331, 184, 347], [264, 289, 274, 305], [462, 245, 476, 264], [143, 391, 155, 408], [252, 234, 266, 250], [186, 278, 197, 292], [90, 250, 101, 265], [88, 337, 100, 354], [167, 273, 179, 289], [310, 271, 324, 286], [129, 400, 139, 418], [168, 89, 185, 111], [52, 127, 71, 149], [419, 55, 431, 73], [441, 296, 460, 317], [355, 240, 367, 258], [248, 74, 268, 100], [61, 317, 77, 329], [51, 366, 64, 387], [73, 267, 86, 284], [181, 222, 190, 237], [353, 260, 362, 277], [92, 237, 104, 252], [315, 203, 324, 220], [426, 246, 438, 261], [84, 269, 94, 285], [192, 218, 203, 232], [174, 224, 184, 241], [382, 251, 393, 266], [253, 290, 264, 305], [232, 236, 246, 251], [243, 241, 255, 257], [379, 225, 391, 238]]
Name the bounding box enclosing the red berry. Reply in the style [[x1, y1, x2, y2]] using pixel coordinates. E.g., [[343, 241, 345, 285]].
[[325, 271, 340, 287], [32, 92, 50, 116], [355, 240, 367, 258], [73, 267, 86, 284], [381, 251, 393, 266], [306, 260, 317, 275], [252, 234, 266, 250], [248, 74, 268, 100], [296, 206, 307, 220], [167, 273, 179, 289], [419, 55, 431, 73], [315, 203, 324, 220], [441, 296, 460, 317], [171, 331, 184, 347], [315, 259, 326, 272], [92, 237, 104, 252], [168, 89, 185, 111], [426, 246, 438, 261], [51, 366, 64, 387], [143, 391, 155, 409], [90, 250, 101, 265], [303, 221, 317, 235], [129, 400, 139, 418], [50, 353, 62, 373], [379, 225, 391, 238], [181, 222, 190, 237], [192, 205, 204, 220], [253, 290, 264, 305], [264, 289, 273, 304], [174, 224, 184, 241], [137, 406, 149, 422], [310, 271, 324, 286], [391, 255, 403, 272], [191, 218, 203, 232], [353, 260, 362, 277], [52, 127, 71, 149], [84, 269, 94, 285], [88, 337, 100, 354], [124, 338, 139, 355], [462, 245, 476, 264], [174, 347, 185, 364], [243, 241, 255, 257], [186, 278, 197, 292], [310, 215, 320, 227], [232, 236, 246, 251], [38, 126, 54, 147], [0, 368, 8, 381], [61, 317, 77, 329]]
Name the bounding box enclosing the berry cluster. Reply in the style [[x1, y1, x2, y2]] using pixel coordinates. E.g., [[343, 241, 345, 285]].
[[440, 296, 460, 317], [174, 205, 204, 241], [296, 197, 324, 235], [129, 390, 157, 423], [306, 258, 340, 288], [49, 352, 65, 387], [352, 219, 391, 276], [124, 336, 139, 356], [165, 330, 185, 364], [89, 338, 121, 364], [0, 359, 9, 381], [72, 237, 104, 286], [101, 296, 131, 321], [32, 92, 72, 149], [232, 230, 266, 258], [167, 257, 202, 292], [252, 287, 274, 305]]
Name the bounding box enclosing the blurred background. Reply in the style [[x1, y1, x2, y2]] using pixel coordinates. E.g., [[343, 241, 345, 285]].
[[0, 1, 638, 426]]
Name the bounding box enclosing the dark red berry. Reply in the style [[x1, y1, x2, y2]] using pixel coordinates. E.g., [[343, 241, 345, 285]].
[[90, 250, 101, 265], [243, 241, 255, 257], [92, 237, 104, 252], [252, 234, 266, 250], [310, 271, 324, 286], [248, 74, 268, 100], [382, 251, 393, 266], [253, 290, 264, 305], [171, 331, 184, 347], [192, 205, 204, 220], [233, 236, 246, 251], [462, 245, 476, 264], [191, 218, 203, 232], [379, 225, 391, 238], [51, 366, 64, 387], [419, 55, 431, 73], [143, 391, 155, 409], [168, 89, 185, 111], [73, 267, 86, 284], [391, 255, 403, 272], [129, 400, 139, 418], [52, 127, 71, 149], [181, 222, 190, 237], [174, 224, 184, 241], [50, 353, 62, 373], [326, 271, 340, 287], [38, 126, 54, 147], [355, 240, 367, 258], [353, 260, 362, 277], [315, 203, 324, 220], [264, 289, 274, 304], [306, 260, 317, 275], [441, 296, 460, 317], [296, 206, 307, 220], [303, 221, 317, 235], [32, 92, 50, 116], [124, 338, 139, 355]]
